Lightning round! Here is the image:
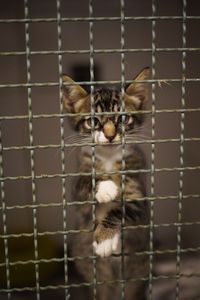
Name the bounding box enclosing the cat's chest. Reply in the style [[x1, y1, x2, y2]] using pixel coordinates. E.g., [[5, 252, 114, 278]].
[[81, 145, 133, 172], [96, 151, 122, 172]]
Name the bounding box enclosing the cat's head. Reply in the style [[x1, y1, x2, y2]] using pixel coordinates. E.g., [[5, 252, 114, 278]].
[[62, 67, 150, 144]]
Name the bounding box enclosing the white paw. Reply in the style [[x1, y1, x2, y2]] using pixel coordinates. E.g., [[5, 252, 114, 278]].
[[95, 180, 118, 203], [93, 233, 121, 257]]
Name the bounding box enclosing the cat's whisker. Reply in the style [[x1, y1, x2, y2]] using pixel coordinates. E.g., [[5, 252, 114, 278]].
[[64, 131, 90, 140], [128, 132, 151, 138], [65, 135, 81, 142], [132, 124, 151, 133], [55, 134, 96, 160], [125, 133, 151, 142], [64, 134, 91, 145], [64, 133, 80, 142], [126, 130, 150, 138], [134, 124, 151, 131]]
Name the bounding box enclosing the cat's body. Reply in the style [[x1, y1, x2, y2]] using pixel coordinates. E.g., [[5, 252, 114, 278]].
[[63, 68, 150, 299]]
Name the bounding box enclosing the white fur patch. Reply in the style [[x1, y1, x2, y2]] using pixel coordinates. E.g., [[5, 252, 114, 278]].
[[94, 130, 121, 144], [96, 180, 118, 203], [94, 131, 108, 143], [93, 233, 121, 257]]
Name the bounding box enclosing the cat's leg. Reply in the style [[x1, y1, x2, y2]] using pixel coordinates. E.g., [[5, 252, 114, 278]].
[[94, 177, 121, 257], [93, 200, 148, 257], [93, 223, 121, 257], [95, 179, 119, 203]]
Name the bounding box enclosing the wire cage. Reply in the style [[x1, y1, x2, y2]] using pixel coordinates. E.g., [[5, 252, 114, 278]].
[[0, 0, 200, 299]]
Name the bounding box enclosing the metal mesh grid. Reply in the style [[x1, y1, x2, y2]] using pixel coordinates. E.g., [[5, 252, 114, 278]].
[[0, 0, 200, 299]]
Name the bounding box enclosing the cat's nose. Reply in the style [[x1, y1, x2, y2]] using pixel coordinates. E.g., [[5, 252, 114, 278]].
[[106, 135, 116, 142], [103, 121, 116, 142]]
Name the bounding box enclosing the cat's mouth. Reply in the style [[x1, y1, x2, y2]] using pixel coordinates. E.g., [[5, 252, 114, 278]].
[[94, 131, 120, 145]]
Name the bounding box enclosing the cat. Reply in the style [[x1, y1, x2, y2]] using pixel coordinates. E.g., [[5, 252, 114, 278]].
[[62, 67, 150, 300]]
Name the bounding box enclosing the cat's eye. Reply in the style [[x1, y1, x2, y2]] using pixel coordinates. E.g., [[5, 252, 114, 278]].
[[85, 117, 100, 129], [118, 115, 134, 126]]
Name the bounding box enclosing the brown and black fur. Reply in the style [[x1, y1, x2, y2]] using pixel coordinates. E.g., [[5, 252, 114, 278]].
[[63, 68, 150, 300]]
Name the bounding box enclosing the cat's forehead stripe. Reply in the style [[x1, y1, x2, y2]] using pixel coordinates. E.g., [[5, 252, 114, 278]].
[[94, 89, 121, 112]]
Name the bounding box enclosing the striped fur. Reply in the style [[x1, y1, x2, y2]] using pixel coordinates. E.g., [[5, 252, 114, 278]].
[[63, 68, 150, 300]]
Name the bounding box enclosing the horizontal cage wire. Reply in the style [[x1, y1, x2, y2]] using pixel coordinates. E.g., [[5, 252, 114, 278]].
[[0, 0, 200, 300]]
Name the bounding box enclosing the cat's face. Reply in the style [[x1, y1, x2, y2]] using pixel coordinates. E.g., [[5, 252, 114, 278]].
[[62, 67, 149, 144]]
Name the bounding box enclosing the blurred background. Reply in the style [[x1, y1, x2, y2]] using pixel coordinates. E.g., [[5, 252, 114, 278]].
[[0, 0, 200, 299]]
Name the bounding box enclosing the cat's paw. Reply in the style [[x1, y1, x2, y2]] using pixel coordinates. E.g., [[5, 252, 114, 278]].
[[93, 233, 121, 257], [95, 180, 118, 203]]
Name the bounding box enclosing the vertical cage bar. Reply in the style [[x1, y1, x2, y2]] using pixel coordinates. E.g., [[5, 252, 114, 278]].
[[56, 0, 69, 299], [24, 0, 40, 299], [0, 126, 11, 299], [176, 0, 187, 299], [120, 0, 126, 299], [89, 0, 97, 299], [149, 0, 156, 299]]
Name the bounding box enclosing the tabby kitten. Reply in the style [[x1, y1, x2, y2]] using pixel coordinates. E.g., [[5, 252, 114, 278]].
[[63, 68, 150, 300]]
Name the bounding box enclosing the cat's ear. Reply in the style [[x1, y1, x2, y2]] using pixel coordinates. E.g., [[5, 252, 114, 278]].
[[62, 75, 88, 113], [125, 67, 150, 109]]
